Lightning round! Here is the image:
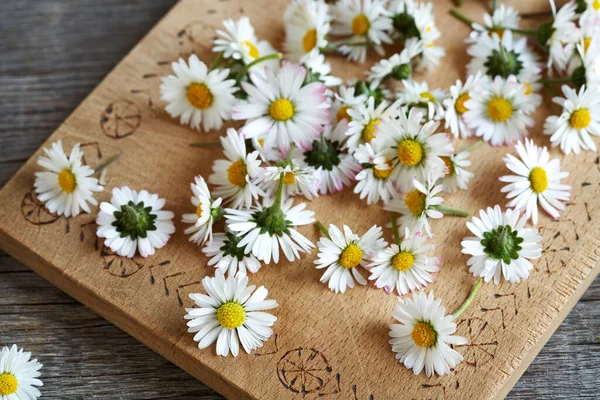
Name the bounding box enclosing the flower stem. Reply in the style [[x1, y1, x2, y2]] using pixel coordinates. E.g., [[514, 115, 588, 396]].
[[462, 139, 485, 153], [209, 51, 224, 71], [433, 205, 469, 217], [315, 221, 331, 239], [542, 76, 572, 84], [543, 81, 559, 97], [452, 278, 483, 320], [449, 9, 476, 28], [507, 27, 538, 36], [492, 0, 498, 13], [390, 213, 400, 245], [453, 0, 463, 6], [521, 10, 553, 18], [93, 152, 123, 173], [273, 172, 285, 211], [285, 143, 295, 163], [190, 141, 222, 148], [238, 53, 282, 78]]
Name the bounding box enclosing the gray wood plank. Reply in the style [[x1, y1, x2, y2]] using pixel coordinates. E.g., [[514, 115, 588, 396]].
[[0, 0, 597, 399]]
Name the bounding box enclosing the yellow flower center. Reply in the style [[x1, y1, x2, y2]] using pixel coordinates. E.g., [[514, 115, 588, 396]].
[[570, 108, 591, 130], [0, 373, 18, 395], [487, 97, 513, 122], [396, 139, 424, 167], [302, 29, 317, 53], [419, 92, 435, 102], [227, 159, 247, 187], [269, 99, 295, 121], [583, 37, 592, 53], [195, 203, 203, 218], [351, 14, 370, 36], [362, 119, 381, 142], [411, 322, 437, 348], [186, 82, 213, 110], [455, 93, 470, 115], [404, 189, 426, 216], [489, 27, 505, 38], [594, 0, 600, 11], [217, 301, 246, 330], [373, 162, 393, 179], [426, 41, 435, 48], [339, 243, 363, 268], [243, 40, 260, 59], [392, 251, 415, 271], [283, 171, 296, 185], [529, 166, 548, 194], [336, 105, 352, 122], [524, 82, 532, 95], [57, 169, 76, 193], [441, 156, 455, 176]]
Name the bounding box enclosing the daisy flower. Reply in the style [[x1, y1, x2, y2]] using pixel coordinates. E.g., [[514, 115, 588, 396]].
[[346, 97, 396, 150], [384, 176, 444, 237], [571, 42, 600, 88], [314, 224, 386, 294], [353, 141, 399, 204], [301, 49, 342, 88], [232, 61, 330, 152], [34, 141, 103, 218], [260, 159, 322, 201], [202, 231, 262, 277], [331, 85, 368, 126], [368, 229, 440, 295], [96, 187, 175, 258], [389, 291, 467, 377], [543, 84, 600, 154], [468, 4, 520, 43], [500, 139, 571, 225], [182, 176, 223, 246], [160, 54, 237, 132], [366, 38, 422, 86], [375, 107, 453, 188], [566, 12, 600, 74], [443, 72, 484, 139], [184, 272, 278, 357], [544, 0, 579, 72], [461, 205, 543, 284], [397, 79, 446, 121], [284, 0, 331, 61], [208, 128, 263, 209], [225, 188, 315, 264], [331, 0, 393, 63], [578, 0, 600, 15], [440, 151, 475, 193], [0, 345, 43, 400], [463, 75, 535, 146]]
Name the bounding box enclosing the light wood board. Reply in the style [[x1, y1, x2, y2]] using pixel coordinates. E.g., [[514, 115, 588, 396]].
[[0, 0, 598, 399]]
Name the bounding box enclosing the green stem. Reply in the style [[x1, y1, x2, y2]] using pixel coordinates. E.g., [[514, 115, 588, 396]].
[[190, 141, 222, 148], [462, 139, 484, 154], [521, 10, 553, 18], [507, 27, 538, 36], [273, 172, 285, 211], [449, 9, 476, 28], [238, 53, 282, 78], [433, 205, 469, 217], [542, 76, 572, 84], [452, 278, 483, 320], [491, 0, 498, 13], [285, 143, 295, 164], [343, 41, 370, 47], [209, 51, 224, 71], [93, 152, 123, 173], [315, 221, 331, 239], [390, 213, 400, 245], [543, 81, 559, 97], [453, 0, 463, 6]]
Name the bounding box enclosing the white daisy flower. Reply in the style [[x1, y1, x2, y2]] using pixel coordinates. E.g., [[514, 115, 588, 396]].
[[331, 85, 368, 126], [260, 159, 322, 201], [579, 0, 600, 15], [182, 176, 223, 246], [366, 38, 422, 86], [184, 272, 278, 357], [397, 79, 446, 121], [468, 4, 520, 43], [232, 61, 330, 152], [301, 49, 342, 88], [96, 186, 175, 258], [543, 84, 600, 154], [353, 141, 399, 205], [572, 42, 600, 88], [208, 128, 264, 209], [315, 224, 386, 294], [443, 72, 484, 139], [346, 97, 396, 150], [384, 176, 444, 238], [375, 107, 453, 188], [545, 0, 579, 72], [284, 0, 331, 61], [202, 232, 262, 277], [331, 0, 393, 63], [440, 150, 475, 193], [566, 12, 600, 74], [368, 229, 440, 295], [461, 205, 543, 284], [500, 139, 571, 225], [34, 141, 103, 218], [463, 75, 535, 146], [225, 196, 315, 264], [160, 54, 237, 132], [0, 345, 43, 400], [389, 291, 467, 377]]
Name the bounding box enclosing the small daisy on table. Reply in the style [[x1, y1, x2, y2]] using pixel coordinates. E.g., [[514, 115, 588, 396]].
[[301, 50, 342, 88], [160, 54, 237, 132], [366, 38, 422, 86], [96, 187, 175, 258], [284, 0, 331, 61], [331, 85, 368, 128], [182, 176, 223, 247], [202, 231, 262, 277], [389, 291, 467, 377], [461, 205, 543, 285], [260, 159, 322, 201], [0, 345, 43, 400], [467, 4, 521, 43], [353, 141, 399, 205], [440, 150, 475, 194], [314, 223, 386, 294], [184, 272, 278, 357], [397, 79, 446, 121], [346, 97, 396, 151], [544, 0, 579, 72], [500, 139, 571, 225], [443, 72, 484, 139], [34, 140, 103, 218]]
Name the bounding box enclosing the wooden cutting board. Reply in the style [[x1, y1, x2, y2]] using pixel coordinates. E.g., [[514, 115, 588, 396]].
[[0, 0, 598, 399]]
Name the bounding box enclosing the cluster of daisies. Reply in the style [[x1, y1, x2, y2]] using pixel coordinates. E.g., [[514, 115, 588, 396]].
[[27, 0, 597, 384]]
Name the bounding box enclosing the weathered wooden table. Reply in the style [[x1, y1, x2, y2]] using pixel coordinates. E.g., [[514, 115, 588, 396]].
[[0, 0, 598, 398]]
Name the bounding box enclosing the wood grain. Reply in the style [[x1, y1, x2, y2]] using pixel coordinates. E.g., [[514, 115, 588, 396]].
[[0, 0, 598, 399]]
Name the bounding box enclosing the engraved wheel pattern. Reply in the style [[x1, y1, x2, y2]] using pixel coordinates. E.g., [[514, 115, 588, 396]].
[[100, 100, 141, 139], [21, 189, 61, 225], [177, 21, 213, 57], [101, 245, 144, 278], [277, 348, 334, 395], [455, 317, 498, 368]]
